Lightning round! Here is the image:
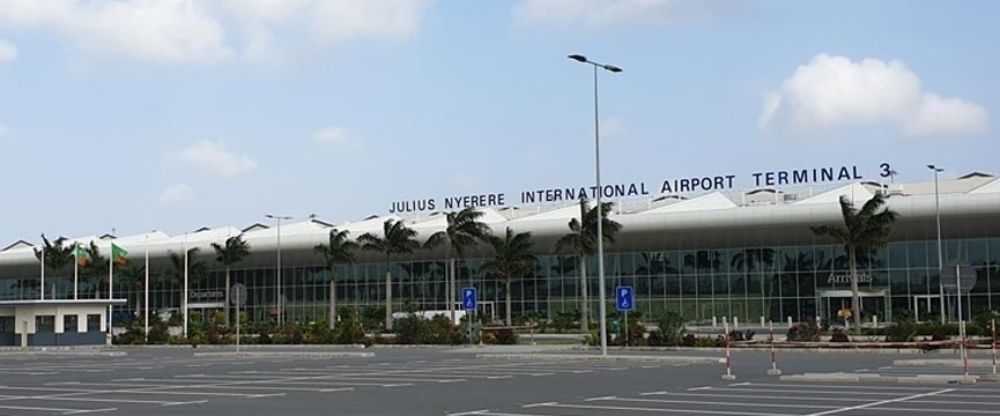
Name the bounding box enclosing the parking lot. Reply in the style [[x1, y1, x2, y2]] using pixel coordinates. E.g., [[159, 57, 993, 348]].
[[0, 348, 996, 415]]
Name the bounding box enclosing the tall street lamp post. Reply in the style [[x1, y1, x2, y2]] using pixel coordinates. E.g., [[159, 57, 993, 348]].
[[266, 214, 293, 326], [927, 165, 945, 324], [568, 53, 622, 356]]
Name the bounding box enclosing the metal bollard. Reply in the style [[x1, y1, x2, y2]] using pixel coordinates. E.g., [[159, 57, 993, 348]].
[[767, 321, 781, 375], [722, 321, 736, 381]]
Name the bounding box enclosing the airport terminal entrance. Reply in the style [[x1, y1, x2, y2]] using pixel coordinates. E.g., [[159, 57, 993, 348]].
[[817, 289, 889, 326]]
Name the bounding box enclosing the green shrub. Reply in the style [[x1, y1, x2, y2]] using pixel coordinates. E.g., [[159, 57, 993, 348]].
[[276, 323, 305, 344], [830, 329, 850, 342], [787, 322, 821, 342]]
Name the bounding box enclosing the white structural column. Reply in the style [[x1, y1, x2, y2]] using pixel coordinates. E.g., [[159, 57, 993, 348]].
[[144, 243, 150, 342], [39, 246, 45, 300], [183, 237, 189, 337]]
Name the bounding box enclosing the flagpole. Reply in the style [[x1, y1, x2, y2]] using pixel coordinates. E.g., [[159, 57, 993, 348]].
[[40, 245, 45, 301], [108, 245, 114, 339], [144, 243, 149, 343], [183, 240, 189, 338], [73, 243, 79, 300]]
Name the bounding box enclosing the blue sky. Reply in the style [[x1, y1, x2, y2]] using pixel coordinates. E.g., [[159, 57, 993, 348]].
[[0, 0, 996, 241]]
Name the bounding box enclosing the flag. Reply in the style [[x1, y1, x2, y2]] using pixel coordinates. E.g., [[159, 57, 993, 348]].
[[112, 243, 129, 267], [76, 244, 90, 267]]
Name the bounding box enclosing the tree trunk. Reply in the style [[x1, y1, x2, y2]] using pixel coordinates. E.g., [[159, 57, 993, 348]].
[[329, 275, 337, 331], [505, 278, 513, 327], [849, 249, 862, 332], [385, 267, 393, 331], [224, 267, 231, 326], [580, 256, 589, 333]]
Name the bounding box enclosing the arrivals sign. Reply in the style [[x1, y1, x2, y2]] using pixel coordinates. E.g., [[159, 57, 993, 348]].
[[390, 162, 895, 214]]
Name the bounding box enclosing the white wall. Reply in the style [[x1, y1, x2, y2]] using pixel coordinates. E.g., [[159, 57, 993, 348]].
[[11, 304, 106, 334]]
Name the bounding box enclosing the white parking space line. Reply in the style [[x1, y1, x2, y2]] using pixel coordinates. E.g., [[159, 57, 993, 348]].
[[45, 381, 353, 393], [739, 383, 942, 391], [590, 396, 840, 410], [0, 385, 284, 398], [527, 402, 798, 416], [0, 404, 116, 414], [803, 388, 953, 416]]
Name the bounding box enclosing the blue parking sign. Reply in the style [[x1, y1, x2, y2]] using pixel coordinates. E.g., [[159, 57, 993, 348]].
[[462, 287, 477, 310], [616, 286, 634, 312]]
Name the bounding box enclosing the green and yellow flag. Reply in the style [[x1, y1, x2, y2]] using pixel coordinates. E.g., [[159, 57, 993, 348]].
[[111, 243, 128, 267], [75, 244, 89, 267]]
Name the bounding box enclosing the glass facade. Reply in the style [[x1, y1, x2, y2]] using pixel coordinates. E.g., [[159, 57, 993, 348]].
[[3, 237, 1000, 324]]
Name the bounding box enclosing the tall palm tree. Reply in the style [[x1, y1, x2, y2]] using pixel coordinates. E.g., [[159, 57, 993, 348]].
[[211, 234, 251, 326], [81, 242, 108, 298], [479, 227, 537, 326], [424, 207, 491, 321], [358, 219, 419, 331], [314, 228, 358, 330], [168, 247, 207, 328], [811, 193, 898, 330], [117, 262, 146, 319], [554, 197, 622, 332], [33, 234, 75, 298]]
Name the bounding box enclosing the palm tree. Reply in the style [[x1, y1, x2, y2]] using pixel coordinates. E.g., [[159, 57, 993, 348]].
[[168, 247, 207, 329], [358, 219, 419, 331], [117, 262, 146, 319], [811, 193, 898, 330], [81, 242, 108, 298], [314, 228, 358, 330], [424, 207, 491, 321], [33, 234, 75, 298], [211, 234, 251, 326], [554, 197, 622, 332], [479, 227, 537, 326]]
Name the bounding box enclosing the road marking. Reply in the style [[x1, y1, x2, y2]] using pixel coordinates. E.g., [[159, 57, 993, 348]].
[[522, 402, 558, 408], [531, 403, 796, 416], [639, 391, 669, 396], [803, 388, 953, 416], [739, 383, 943, 391], [595, 396, 840, 410], [584, 396, 617, 401], [447, 410, 489, 416], [0, 404, 116, 414], [688, 386, 712, 391]]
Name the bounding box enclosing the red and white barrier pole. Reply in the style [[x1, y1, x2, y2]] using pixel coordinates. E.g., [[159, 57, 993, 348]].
[[767, 321, 781, 375], [722, 321, 736, 380]]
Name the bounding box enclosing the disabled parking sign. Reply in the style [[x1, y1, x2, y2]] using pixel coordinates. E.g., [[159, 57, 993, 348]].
[[616, 286, 634, 312], [462, 287, 477, 310]]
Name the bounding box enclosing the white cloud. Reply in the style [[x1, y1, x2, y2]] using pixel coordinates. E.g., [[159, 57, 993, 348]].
[[513, 0, 737, 29], [0, 0, 231, 64], [311, 126, 364, 148], [759, 54, 988, 138], [309, 0, 434, 44], [0, 0, 435, 64], [160, 183, 194, 204], [173, 140, 257, 178], [0, 40, 18, 63]]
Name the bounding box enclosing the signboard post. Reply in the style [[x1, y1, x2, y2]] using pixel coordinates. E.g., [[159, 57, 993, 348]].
[[462, 287, 476, 344], [230, 284, 247, 353], [616, 286, 634, 347]]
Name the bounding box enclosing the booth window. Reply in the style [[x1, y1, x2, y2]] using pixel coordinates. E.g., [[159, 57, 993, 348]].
[[0, 316, 13, 333], [35, 315, 55, 333], [64, 315, 79, 333], [87, 314, 101, 332]]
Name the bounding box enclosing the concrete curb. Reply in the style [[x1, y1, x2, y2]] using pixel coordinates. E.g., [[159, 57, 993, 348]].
[[893, 358, 996, 368], [569, 346, 928, 354], [111, 344, 369, 350], [192, 351, 375, 358], [0, 350, 126, 357], [476, 353, 725, 364], [780, 372, 980, 385]]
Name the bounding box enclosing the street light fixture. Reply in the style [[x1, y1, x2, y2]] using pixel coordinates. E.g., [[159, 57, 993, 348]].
[[266, 214, 293, 325], [568, 53, 622, 356], [927, 165, 945, 324]]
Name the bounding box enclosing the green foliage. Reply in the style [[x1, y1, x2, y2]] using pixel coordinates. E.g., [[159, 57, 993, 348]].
[[830, 328, 850, 342], [552, 310, 579, 333], [648, 311, 684, 346], [787, 322, 822, 342], [148, 320, 169, 344], [394, 314, 462, 345]]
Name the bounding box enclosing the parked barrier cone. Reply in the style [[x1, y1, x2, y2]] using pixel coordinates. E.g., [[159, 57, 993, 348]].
[[722, 322, 736, 381], [767, 321, 782, 376]]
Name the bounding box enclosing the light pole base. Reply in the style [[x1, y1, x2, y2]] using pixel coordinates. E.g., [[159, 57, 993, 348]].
[[721, 374, 737, 381], [767, 369, 783, 376]]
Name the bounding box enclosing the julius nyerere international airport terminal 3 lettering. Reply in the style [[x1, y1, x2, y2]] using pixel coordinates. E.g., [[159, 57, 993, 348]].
[[2, 165, 1000, 346]]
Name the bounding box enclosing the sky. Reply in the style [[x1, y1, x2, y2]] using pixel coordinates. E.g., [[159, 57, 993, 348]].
[[0, 0, 997, 242]]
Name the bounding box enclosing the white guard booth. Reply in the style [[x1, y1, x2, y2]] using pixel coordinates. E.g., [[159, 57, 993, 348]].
[[0, 299, 126, 347]]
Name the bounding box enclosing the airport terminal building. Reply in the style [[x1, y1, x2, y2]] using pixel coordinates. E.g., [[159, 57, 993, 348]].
[[2, 172, 1000, 340]]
